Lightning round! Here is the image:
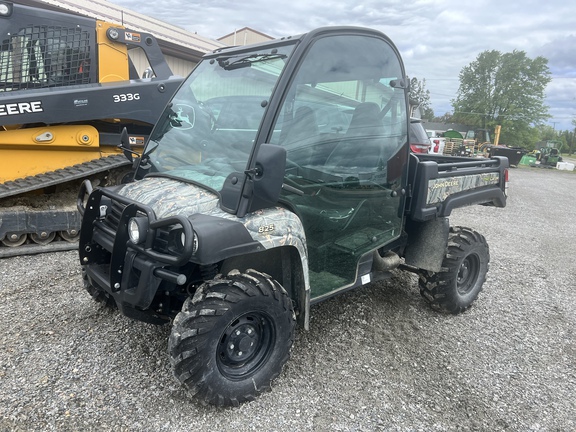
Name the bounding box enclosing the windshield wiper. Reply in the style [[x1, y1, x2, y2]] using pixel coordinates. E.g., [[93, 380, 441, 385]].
[[215, 50, 287, 70]]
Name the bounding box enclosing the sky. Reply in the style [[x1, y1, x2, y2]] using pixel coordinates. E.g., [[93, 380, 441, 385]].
[[109, 0, 576, 131]]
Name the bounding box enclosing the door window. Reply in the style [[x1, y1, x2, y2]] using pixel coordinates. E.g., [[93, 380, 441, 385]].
[[271, 34, 408, 299]]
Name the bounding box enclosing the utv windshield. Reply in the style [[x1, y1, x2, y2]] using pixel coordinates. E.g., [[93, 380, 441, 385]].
[[139, 43, 295, 191]]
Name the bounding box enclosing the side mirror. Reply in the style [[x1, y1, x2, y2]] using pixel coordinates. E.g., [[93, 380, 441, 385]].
[[119, 127, 133, 162], [252, 143, 286, 201], [237, 144, 287, 218]]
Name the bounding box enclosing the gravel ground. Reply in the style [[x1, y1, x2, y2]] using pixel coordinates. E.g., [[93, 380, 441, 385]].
[[1, 167, 575, 431]]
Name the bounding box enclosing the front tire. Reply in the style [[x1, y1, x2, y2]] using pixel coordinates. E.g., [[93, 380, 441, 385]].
[[418, 227, 489, 314], [169, 269, 295, 407]]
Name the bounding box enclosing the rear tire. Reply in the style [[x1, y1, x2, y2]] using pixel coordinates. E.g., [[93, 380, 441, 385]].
[[169, 269, 295, 407], [418, 227, 489, 314]]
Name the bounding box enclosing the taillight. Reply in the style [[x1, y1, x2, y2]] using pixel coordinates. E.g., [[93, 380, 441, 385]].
[[504, 168, 509, 196], [410, 143, 430, 153], [432, 139, 440, 153]]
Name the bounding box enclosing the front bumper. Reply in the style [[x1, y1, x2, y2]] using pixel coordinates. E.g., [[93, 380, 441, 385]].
[[78, 180, 194, 311]]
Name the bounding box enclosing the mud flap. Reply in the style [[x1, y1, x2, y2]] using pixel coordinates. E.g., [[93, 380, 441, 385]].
[[404, 217, 449, 272]]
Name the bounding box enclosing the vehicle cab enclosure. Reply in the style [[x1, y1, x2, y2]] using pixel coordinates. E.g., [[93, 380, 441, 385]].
[[78, 26, 507, 406], [79, 26, 415, 323]]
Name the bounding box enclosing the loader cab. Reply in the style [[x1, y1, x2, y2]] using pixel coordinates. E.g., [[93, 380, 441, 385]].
[[0, 4, 97, 90], [0, 3, 172, 92], [137, 27, 410, 299]]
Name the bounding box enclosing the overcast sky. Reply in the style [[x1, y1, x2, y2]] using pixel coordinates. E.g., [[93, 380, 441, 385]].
[[109, 0, 576, 131]]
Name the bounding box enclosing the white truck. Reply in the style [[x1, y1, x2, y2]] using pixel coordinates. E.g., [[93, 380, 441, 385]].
[[427, 130, 446, 154]]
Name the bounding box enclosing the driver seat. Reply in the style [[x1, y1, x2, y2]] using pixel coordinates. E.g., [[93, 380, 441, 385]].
[[325, 102, 386, 170], [283, 106, 319, 165]]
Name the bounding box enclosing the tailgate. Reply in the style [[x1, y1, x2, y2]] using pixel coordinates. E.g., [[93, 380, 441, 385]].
[[407, 155, 508, 222]]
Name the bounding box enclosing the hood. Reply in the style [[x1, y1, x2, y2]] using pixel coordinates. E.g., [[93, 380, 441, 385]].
[[118, 176, 222, 219], [117, 175, 309, 275]]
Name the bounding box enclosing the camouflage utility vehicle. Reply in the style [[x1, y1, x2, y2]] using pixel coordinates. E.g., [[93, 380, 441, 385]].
[[78, 27, 508, 406]]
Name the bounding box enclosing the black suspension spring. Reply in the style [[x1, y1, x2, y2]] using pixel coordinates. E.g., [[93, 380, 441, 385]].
[[200, 263, 219, 281]]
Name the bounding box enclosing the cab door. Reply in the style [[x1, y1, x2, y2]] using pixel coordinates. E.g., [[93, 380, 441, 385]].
[[270, 31, 410, 300]]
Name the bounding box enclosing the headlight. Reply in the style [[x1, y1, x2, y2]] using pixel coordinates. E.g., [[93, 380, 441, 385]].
[[128, 217, 148, 244], [172, 226, 198, 254], [192, 231, 199, 254], [0, 3, 13, 17], [180, 230, 199, 254]]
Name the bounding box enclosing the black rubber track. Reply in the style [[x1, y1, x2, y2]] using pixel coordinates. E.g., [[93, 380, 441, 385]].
[[0, 154, 129, 199], [0, 155, 130, 258]]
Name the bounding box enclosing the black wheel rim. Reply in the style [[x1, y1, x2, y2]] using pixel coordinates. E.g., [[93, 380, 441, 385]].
[[217, 311, 275, 380], [457, 253, 480, 295]]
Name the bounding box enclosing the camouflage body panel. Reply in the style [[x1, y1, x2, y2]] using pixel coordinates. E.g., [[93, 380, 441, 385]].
[[118, 176, 310, 290], [426, 172, 500, 205]]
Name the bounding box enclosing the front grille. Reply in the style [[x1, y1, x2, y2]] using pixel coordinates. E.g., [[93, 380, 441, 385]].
[[85, 187, 194, 266], [101, 197, 173, 253], [154, 228, 171, 253], [103, 200, 126, 232]]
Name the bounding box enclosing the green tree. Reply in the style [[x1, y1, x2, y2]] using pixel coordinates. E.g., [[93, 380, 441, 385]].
[[533, 125, 571, 153], [562, 129, 575, 155], [539, 124, 557, 141], [409, 77, 434, 120], [452, 50, 551, 148], [569, 119, 576, 155], [433, 112, 454, 123]]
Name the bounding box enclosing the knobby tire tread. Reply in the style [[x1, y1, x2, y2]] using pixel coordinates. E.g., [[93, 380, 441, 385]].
[[418, 226, 489, 314], [169, 269, 295, 407]]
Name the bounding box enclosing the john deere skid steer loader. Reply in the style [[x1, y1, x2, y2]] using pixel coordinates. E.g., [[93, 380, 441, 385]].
[[0, 1, 184, 255]]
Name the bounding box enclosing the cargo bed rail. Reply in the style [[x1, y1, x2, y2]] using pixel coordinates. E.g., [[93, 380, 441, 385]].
[[406, 154, 508, 222]]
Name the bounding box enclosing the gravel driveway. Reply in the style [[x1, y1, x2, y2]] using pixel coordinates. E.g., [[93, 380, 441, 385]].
[[1, 167, 575, 431]]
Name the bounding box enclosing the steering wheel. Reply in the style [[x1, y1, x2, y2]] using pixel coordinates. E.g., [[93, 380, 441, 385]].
[[153, 151, 188, 170], [285, 157, 303, 169], [199, 102, 218, 131]]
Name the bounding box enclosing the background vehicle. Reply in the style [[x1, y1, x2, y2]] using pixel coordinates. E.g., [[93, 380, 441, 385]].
[[539, 147, 563, 166], [465, 128, 492, 154], [78, 27, 508, 407], [426, 130, 446, 155], [0, 1, 183, 255], [409, 118, 431, 153]]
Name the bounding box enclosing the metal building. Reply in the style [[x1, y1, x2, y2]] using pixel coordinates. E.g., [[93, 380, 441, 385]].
[[16, 0, 226, 77], [218, 27, 274, 46]]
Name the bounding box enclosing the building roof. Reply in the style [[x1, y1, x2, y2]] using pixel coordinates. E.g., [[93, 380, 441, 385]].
[[217, 27, 275, 47], [423, 121, 471, 133], [218, 27, 274, 42]]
